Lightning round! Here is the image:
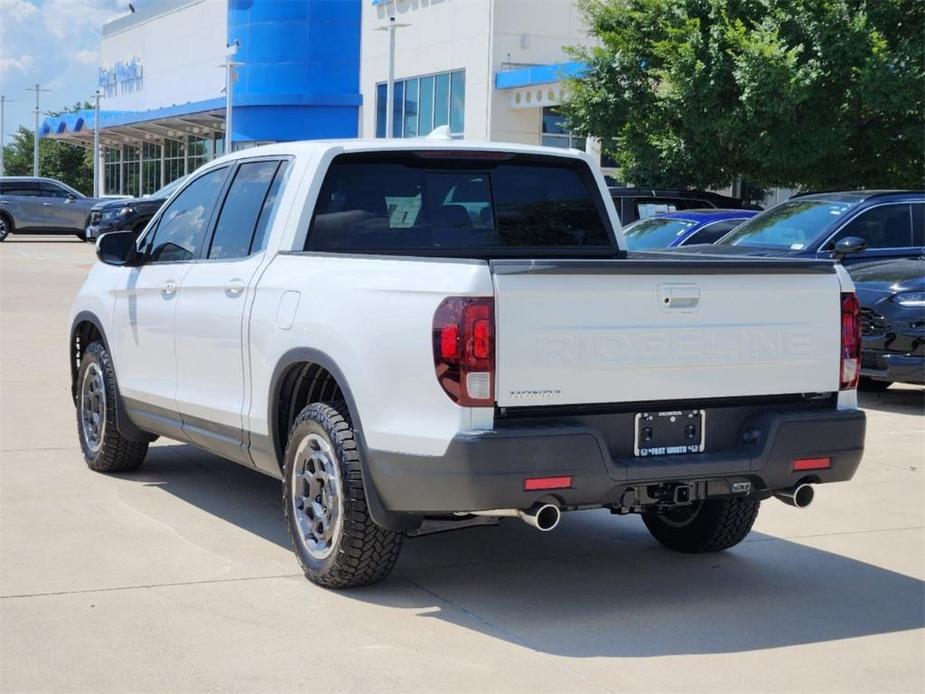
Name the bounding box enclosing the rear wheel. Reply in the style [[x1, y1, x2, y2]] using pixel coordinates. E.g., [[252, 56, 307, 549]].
[[283, 402, 402, 588], [0, 214, 12, 241], [642, 497, 760, 553], [77, 341, 148, 472], [858, 377, 892, 392]]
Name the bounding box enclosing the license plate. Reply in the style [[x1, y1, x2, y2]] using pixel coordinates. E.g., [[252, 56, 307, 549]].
[[634, 409, 705, 457]]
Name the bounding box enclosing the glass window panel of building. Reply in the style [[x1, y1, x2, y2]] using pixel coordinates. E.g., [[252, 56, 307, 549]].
[[122, 145, 141, 198], [142, 142, 161, 195], [376, 69, 464, 139], [541, 107, 585, 151], [186, 135, 211, 173], [103, 146, 121, 194]]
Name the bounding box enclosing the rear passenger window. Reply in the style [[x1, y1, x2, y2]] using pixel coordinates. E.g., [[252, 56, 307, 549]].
[[2, 183, 43, 197], [208, 160, 286, 260], [830, 204, 913, 249], [143, 167, 228, 263], [307, 153, 612, 253]]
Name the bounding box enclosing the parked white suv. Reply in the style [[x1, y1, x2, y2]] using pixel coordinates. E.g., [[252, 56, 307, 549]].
[[70, 139, 866, 588]]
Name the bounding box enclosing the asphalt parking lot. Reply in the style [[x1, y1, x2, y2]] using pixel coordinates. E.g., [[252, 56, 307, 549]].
[[1, 237, 923, 693]]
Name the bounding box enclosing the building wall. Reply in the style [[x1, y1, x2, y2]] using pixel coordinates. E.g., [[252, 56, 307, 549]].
[[489, 0, 595, 143], [360, 0, 596, 144], [99, 0, 227, 112], [228, 0, 362, 143], [360, 0, 492, 140]]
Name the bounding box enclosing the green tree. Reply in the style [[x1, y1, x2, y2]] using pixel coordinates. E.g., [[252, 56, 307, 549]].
[[3, 100, 95, 194], [563, 0, 925, 191]]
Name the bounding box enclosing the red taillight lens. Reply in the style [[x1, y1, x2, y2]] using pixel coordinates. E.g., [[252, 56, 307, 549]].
[[840, 292, 861, 390], [433, 297, 495, 406]]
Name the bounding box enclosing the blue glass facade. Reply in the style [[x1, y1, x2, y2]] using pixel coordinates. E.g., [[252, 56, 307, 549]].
[[227, 0, 362, 144]]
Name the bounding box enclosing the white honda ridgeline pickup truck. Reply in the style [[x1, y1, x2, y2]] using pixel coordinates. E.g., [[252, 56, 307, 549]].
[[70, 139, 866, 588]]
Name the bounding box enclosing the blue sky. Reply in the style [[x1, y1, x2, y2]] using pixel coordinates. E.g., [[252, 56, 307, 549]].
[[0, 0, 132, 135]]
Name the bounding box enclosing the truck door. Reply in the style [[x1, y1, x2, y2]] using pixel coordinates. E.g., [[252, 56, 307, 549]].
[[112, 165, 230, 438], [173, 158, 289, 464]]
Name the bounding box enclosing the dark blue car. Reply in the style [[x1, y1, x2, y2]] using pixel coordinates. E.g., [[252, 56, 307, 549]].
[[620, 209, 759, 250], [689, 191, 925, 264]]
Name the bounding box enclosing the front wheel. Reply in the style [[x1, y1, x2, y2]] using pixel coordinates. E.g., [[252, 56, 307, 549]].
[[642, 497, 760, 553], [77, 341, 148, 472], [283, 402, 402, 588]]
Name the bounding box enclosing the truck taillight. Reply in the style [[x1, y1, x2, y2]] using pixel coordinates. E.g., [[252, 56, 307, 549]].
[[840, 292, 861, 390], [433, 297, 495, 406]]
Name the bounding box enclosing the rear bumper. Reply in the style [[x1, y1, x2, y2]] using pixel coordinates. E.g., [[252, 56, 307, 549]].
[[861, 352, 925, 385], [367, 408, 866, 513]]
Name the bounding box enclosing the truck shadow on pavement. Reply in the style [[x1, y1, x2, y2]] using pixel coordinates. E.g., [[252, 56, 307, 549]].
[[138, 443, 925, 658], [858, 386, 924, 415]]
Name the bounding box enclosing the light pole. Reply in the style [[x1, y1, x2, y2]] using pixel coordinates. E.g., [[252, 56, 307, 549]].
[[0, 95, 11, 176], [92, 89, 103, 197], [25, 83, 50, 176], [375, 17, 409, 138], [220, 41, 242, 155]]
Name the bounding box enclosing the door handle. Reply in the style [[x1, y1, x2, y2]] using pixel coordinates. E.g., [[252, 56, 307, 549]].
[[161, 280, 178, 298], [224, 279, 245, 298]]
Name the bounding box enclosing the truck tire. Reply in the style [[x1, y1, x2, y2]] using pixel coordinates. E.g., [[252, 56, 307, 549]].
[[76, 341, 148, 472], [283, 402, 402, 588], [642, 497, 760, 553]]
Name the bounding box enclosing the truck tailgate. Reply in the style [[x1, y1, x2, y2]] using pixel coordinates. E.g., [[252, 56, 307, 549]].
[[491, 258, 842, 407]]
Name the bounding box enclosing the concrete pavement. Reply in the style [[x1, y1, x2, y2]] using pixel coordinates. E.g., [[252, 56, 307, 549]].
[[1, 237, 923, 693]]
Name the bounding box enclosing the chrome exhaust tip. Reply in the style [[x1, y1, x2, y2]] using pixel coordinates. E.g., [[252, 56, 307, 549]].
[[518, 503, 561, 532], [774, 483, 815, 509]]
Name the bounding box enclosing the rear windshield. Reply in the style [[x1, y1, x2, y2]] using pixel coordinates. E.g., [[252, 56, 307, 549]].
[[719, 199, 858, 250], [622, 217, 696, 250], [305, 152, 615, 255]]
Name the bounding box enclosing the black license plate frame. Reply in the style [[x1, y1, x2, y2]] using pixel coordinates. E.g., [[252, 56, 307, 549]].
[[633, 409, 706, 457]]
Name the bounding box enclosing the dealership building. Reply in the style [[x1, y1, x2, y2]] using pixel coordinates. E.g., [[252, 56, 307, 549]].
[[42, 0, 600, 197]]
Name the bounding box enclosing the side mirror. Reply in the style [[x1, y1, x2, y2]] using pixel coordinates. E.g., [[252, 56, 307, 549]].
[[96, 231, 139, 266], [833, 236, 868, 261], [64, 194, 76, 203]]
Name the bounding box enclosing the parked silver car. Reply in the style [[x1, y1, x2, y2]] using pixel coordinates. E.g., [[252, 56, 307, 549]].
[[0, 177, 105, 241]]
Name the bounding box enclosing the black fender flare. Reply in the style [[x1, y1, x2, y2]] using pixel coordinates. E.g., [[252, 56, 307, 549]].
[[69, 311, 156, 444], [268, 347, 421, 532]]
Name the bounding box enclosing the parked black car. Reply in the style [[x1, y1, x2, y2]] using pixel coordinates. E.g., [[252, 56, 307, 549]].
[[608, 187, 760, 225], [681, 190, 924, 265], [847, 258, 925, 390], [86, 175, 189, 241]]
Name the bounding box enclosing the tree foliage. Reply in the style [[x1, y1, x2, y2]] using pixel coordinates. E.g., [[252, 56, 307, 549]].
[[564, 0, 925, 190], [3, 101, 95, 194]]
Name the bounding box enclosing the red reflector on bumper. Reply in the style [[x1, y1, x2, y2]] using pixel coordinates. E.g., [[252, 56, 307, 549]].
[[523, 476, 572, 491], [793, 457, 831, 471]]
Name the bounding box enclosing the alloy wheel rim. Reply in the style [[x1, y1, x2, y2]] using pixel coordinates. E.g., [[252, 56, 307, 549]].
[[291, 433, 344, 560], [80, 363, 106, 453]]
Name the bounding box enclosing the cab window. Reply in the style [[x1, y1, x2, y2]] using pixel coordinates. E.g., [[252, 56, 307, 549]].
[[208, 160, 288, 260], [141, 167, 228, 263]]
